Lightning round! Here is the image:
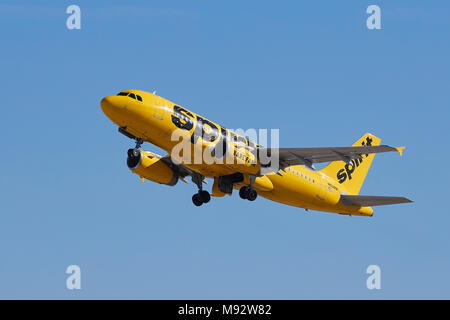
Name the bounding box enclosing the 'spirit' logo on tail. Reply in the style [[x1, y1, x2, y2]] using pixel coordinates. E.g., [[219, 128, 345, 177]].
[[336, 137, 372, 184]]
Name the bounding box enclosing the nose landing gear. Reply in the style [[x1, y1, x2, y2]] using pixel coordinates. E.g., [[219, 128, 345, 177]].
[[135, 138, 143, 149]]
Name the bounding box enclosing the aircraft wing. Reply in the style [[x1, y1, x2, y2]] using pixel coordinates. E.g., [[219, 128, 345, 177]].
[[340, 195, 413, 207], [160, 155, 192, 178], [160, 155, 207, 186], [258, 145, 405, 169]]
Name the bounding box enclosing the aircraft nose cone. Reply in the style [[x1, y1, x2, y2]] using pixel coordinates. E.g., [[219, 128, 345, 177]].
[[100, 96, 123, 125], [101, 95, 126, 127], [100, 96, 114, 115]]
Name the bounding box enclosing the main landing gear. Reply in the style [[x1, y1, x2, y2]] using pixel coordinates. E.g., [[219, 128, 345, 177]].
[[191, 174, 211, 207], [192, 190, 211, 207], [239, 186, 257, 201], [239, 175, 257, 201]]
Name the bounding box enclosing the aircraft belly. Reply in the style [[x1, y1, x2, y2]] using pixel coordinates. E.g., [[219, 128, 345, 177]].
[[262, 172, 367, 215], [262, 174, 318, 209], [182, 164, 239, 178]]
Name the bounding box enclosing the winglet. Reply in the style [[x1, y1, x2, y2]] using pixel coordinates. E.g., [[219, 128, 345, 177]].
[[396, 147, 406, 157]]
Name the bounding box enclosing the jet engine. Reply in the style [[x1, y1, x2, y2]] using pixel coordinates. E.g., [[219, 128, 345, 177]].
[[127, 149, 178, 186]]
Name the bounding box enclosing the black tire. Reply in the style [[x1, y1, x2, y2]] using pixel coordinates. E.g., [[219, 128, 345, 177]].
[[247, 189, 257, 201], [239, 186, 249, 199], [199, 190, 211, 203], [192, 194, 203, 206]]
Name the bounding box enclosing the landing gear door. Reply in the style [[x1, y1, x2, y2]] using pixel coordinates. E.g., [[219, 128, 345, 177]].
[[154, 96, 165, 120]]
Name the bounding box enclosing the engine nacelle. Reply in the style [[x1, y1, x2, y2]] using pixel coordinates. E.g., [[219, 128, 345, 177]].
[[127, 149, 178, 186]]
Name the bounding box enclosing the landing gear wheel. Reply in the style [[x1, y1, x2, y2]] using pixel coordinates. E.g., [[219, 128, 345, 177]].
[[239, 186, 257, 201], [247, 189, 257, 201], [199, 190, 211, 203], [239, 186, 249, 199], [192, 194, 203, 207]]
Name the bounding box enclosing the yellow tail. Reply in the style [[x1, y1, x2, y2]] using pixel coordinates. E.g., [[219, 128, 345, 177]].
[[319, 133, 381, 195]]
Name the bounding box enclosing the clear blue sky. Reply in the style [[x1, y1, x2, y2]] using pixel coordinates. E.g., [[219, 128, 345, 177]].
[[0, 0, 449, 299]]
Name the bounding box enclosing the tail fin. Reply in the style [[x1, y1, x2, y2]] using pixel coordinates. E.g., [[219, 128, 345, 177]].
[[319, 133, 381, 195]]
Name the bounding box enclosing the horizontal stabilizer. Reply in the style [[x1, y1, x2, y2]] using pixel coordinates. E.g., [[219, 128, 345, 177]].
[[340, 195, 413, 207]]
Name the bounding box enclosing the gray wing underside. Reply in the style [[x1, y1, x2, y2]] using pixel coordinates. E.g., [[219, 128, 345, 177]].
[[258, 145, 403, 168], [160, 155, 206, 185]]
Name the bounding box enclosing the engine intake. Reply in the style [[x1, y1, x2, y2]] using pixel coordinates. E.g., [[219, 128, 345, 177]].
[[127, 148, 142, 169]]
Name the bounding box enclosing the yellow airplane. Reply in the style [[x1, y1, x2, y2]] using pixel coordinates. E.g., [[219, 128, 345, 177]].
[[101, 89, 412, 216]]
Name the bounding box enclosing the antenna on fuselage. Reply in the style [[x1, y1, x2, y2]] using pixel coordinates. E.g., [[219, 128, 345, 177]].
[[152, 90, 156, 95]]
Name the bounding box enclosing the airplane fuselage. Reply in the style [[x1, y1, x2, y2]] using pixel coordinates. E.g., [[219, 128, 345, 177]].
[[101, 89, 374, 216]]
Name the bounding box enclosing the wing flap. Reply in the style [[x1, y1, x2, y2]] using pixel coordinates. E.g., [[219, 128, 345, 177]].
[[340, 195, 413, 207]]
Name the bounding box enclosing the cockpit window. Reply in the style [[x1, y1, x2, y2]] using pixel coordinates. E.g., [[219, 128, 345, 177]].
[[116, 91, 142, 102]]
